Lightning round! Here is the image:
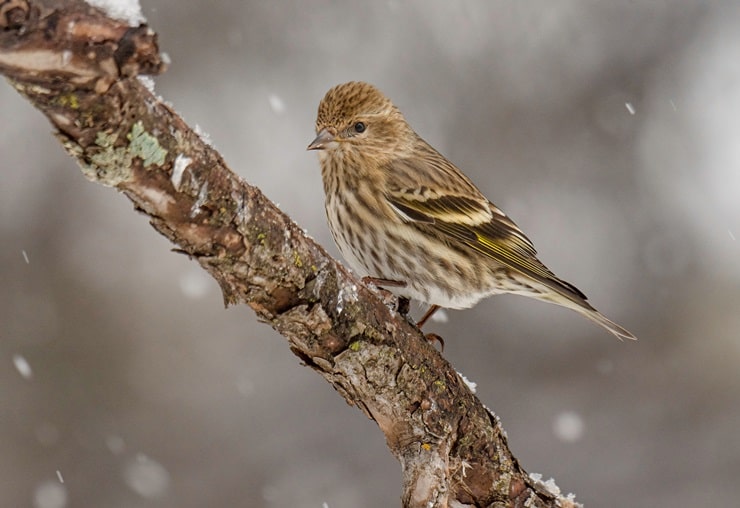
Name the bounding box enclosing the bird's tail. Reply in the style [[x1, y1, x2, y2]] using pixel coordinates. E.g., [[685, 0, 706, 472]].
[[573, 304, 637, 341], [538, 284, 637, 341]]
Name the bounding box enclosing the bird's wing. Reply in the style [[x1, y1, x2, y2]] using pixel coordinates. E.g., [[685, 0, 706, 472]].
[[385, 154, 587, 300]]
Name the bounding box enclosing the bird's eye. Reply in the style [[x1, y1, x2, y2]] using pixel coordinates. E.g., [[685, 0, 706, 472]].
[[353, 122, 366, 133]]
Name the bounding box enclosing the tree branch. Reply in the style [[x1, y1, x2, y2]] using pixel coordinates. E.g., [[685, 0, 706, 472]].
[[1, 1, 580, 506]]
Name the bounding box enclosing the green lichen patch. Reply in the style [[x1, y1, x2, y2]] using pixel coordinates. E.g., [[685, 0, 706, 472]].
[[127, 121, 167, 167], [85, 131, 133, 186], [79, 122, 168, 186]]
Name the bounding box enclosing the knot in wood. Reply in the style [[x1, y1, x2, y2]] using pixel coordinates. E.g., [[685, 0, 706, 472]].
[[0, 0, 30, 30]]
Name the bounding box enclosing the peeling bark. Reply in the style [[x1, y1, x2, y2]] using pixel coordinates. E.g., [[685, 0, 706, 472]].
[[0, 1, 581, 506]]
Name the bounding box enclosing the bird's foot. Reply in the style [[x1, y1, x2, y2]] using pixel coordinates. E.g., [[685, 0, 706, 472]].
[[360, 278, 443, 349], [416, 304, 440, 329], [424, 333, 445, 352], [361, 276, 407, 289], [361, 276, 408, 309]]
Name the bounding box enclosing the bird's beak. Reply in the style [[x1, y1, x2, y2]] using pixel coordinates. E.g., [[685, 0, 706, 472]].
[[307, 128, 335, 151]]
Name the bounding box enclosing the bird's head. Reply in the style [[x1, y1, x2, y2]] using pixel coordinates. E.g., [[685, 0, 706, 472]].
[[308, 82, 414, 163]]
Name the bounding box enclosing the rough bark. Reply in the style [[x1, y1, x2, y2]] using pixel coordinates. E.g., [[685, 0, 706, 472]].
[[0, 1, 580, 506]]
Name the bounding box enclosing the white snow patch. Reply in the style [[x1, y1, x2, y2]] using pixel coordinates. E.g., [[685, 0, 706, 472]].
[[268, 94, 286, 114], [171, 154, 192, 191], [542, 477, 561, 496], [553, 411, 585, 443], [124, 454, 170, 498], [523, 491, 538, 507], [529, 472, 562, 497], [457, 371, 477, 394], [625, 102, 636, 115], [33, 480, 67, 508], [235, 191, 251, 226], [22, 250, 30, 264], [56, 470, 64, 484], [85, 0, 145, 26], [190, 181, 209, 218], [137, 75, 156, 93], [194, 124, 212, 147], [336, 283, 358, 315], [13, 354, 33, 379], [482, 404, 499, 423], [311, 268, 329, 299]]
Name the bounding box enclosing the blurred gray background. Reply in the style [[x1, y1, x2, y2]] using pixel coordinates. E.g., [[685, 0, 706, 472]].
[[2, 1, 739, 506]]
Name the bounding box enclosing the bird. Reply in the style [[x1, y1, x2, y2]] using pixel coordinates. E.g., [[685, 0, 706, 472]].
[[307, 81, 636, 341]]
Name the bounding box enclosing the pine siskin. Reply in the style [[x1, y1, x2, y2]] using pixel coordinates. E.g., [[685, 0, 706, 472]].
[[308, 81, 636, 341]]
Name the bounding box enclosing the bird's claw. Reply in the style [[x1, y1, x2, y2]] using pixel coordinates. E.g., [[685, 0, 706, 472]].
[[361, 276, 409, 310], [425, 333, 445, 352]]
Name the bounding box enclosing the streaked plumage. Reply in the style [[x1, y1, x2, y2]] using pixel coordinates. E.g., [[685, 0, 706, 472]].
[[308, 81, 636, 341]]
